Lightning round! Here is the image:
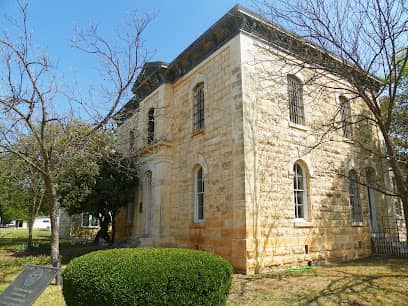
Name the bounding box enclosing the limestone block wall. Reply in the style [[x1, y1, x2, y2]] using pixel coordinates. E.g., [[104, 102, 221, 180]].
[[58, 208, 71, 239], [116, 88, 167, 155], [240, 33, 388, 272], [58, 209, 99, 243], [166, 36, 247, 271], [116, 35, 248, 272], [115, 206, 133, 241], [116, 30, 391, 274]]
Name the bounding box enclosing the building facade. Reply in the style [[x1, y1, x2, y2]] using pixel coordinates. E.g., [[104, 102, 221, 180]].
[[59, 208, 100, 244], [114, 6, 402, 273]]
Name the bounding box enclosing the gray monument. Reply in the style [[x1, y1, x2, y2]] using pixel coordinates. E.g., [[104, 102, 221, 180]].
[[0, 265, 59, 306]]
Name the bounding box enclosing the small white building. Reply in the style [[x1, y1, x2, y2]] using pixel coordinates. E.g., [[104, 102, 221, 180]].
[[6, 216, 51, 230], [31, 216, 51, 230]]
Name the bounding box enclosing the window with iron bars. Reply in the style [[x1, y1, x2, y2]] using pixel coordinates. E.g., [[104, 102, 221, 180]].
[[147, 108, 154, 144], [288, 75, 304, 125], [340, 96, 353, 138], [193, 83, 205, 131]]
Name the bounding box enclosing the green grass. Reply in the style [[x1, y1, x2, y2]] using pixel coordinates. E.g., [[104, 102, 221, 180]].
[[1, 230, 408, 306], [0, 229, 102, 305], [0, 229, 51, 250]]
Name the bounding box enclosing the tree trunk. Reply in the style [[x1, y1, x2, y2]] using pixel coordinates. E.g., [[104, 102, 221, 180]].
[[94, 210, 111, 244], [27, 216, 33, 249], [111, 211, 116, 244], [380, 127, 408, 242], [402, 194, 408, 243], [28, 182, 45, 249], [44, 177, 61, 285]]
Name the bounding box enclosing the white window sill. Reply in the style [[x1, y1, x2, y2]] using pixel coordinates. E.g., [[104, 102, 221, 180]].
[[352, 222, 364, 227], [294, 220, 315, 228], [190, 222, 205, 229], [342, 138, 354, 144], [289, 122, 309, 131], [192, 129, 205, 137]]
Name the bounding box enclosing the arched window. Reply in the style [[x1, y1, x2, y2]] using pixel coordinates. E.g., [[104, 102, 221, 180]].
[[293, 162, 308, 219], [194, 166, 204, 222], [348, 170, 362, 223], [147, 108, 154, 144], [340, 96, 352, 138], [129, 130, 135, 153], [288, 75, 304, 125], [193, 83, 205, 131]]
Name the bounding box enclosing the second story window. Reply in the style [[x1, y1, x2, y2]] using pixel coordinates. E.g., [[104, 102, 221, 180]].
[[340, 96, 353, 139], [193, 83, 205, 131], [147, 108, 154, 144], [288, 75, 304, 125]]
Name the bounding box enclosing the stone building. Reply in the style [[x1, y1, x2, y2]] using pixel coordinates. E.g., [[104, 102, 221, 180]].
[[59, 208, 100, 244], [114, 6, 403, 273]]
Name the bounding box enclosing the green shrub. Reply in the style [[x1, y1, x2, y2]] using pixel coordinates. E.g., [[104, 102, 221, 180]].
[[62, 248, 233, 306]]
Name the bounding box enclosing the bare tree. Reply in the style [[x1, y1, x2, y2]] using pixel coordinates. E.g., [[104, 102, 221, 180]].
[[25, 165, 45, 249], [70, 11, 152, 130], [0, 1, 150, 284], [253, 0, 408, 239]]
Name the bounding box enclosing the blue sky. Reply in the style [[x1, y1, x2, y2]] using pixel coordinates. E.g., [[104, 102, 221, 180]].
[[0, 0, 254, 102]]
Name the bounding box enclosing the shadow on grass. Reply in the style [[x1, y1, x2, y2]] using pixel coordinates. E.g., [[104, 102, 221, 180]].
[[229, 257, 408, 306], [0, 237, 106, 265], [293, 258, 408, 305], [302, 272, 408, 305], [12, 243, 106, 265]]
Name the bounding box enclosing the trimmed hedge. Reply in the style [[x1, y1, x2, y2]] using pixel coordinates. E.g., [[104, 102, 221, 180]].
[[62, 248, 233, 306]]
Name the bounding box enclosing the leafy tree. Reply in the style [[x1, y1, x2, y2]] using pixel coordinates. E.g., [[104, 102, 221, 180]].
[[0, 160, 29, 223], [0, 154, 48, 247], [59, 152, 138, 244]]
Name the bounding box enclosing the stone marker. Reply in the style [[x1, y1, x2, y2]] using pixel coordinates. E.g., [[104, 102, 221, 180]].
[[0, 265, 59, 306]]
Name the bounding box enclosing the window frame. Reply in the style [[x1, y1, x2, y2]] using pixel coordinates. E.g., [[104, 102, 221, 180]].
[[193, 83, 205, 132], [348, 170, 362, 223], [194, 166, 205, 223], [293, 162, 308, 220], [147, 108, 155, 144], [129, 130, 135, 153], [339, 96, 353, 139], [80, 212, 99, 228], [391, 177, 403, 217], [287, 75, 305, 125]]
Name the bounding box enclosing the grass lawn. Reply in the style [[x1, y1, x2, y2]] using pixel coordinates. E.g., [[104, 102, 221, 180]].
[[1, 229, 408, 305], [0, 228, 100, 305], [228, 257, 408, 305]]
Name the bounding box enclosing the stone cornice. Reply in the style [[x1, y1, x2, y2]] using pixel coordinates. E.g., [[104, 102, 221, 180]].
[[115, 5, 380, 124], [135, 141, 173, 157]]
